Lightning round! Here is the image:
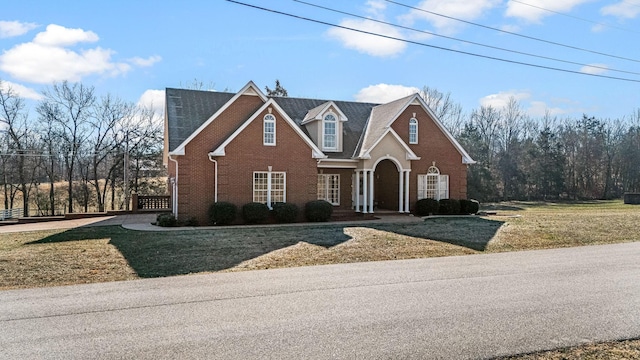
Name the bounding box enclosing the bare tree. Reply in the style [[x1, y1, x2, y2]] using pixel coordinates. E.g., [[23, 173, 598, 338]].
[[37, 81, 95, 213], [89, 95, 134, 211], [420, 86, 465, 136], [0, 80, 36, 216]]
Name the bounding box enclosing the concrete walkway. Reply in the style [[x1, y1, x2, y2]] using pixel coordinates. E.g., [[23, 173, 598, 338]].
[[0, 213, 423, 233]]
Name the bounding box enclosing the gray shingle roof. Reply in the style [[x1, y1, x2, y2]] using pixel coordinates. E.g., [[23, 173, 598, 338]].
[[165, 88, 235, 152], [165, 87, 378, 159], [356, 94, 415, 158]]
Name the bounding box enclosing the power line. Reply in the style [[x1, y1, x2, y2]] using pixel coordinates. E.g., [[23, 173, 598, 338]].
[[509, 0, 640, 34], [385, 0, 640, 64], [294, 0, 640, 77], [226, 0, 640, 83]]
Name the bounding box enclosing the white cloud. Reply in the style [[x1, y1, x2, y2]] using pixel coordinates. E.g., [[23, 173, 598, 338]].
[[480, 90, 531, 109], [601, 1, 640, 19], [580, 63, 608, 75], [327, 19, 406, 57], [402, 0, 501, 34], [0, 24, 159, 84], [137, 89, 165, 115], [0, 20, 38, 38], [0, 80, 42, 100], [354, 84, 420, 103], [505, 0, 592, 23], [480, 90, 573, 117], [128, 55, 162, 67], [33, 24, 98, 46], [527, 100, 566, 117]]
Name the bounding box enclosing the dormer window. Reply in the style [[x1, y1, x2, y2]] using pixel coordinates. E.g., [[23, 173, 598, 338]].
[[263, 114, 275, 146], [409, 118, 418, 144], [323, 114, 337, 150]]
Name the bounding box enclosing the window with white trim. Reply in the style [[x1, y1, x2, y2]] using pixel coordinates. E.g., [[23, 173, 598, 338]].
[[409, 118, 418, 144], [317, 174, 340, 205], [417, 165, 449, 200], [323, 113, 337, 150], [253, 171, 286, 207], [263, 114, 275, 146]]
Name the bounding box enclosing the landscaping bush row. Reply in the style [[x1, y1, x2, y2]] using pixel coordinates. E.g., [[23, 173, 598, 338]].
[[206, 200, 333, 225], [415, 198, 479, 216]]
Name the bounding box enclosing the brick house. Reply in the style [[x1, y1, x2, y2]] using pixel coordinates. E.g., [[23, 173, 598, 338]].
[[164, 81, 475, 224]]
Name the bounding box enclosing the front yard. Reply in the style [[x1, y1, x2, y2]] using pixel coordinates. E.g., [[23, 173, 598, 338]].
[[1, 200, 638, 290]]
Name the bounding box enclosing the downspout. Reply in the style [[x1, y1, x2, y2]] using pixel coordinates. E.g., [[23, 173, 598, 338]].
[[208, 155, 218, 203], [168, 155, 178, 218]]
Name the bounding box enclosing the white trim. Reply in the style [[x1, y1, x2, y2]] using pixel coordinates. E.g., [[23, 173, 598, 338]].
[[372, 155, 403, 172], [301, 101, 349, 125], [409, 118, 418, 144], [317, 174, 340, 206], [210, 98, 326, 159], [322, 113, 338, 151], [318, 164, 358, 169], [253, 170, 286, 208], [263, 113, 276, 146], [365, 93, 475, 165], [168, 155, 178, 217], [169, 81, 267, 156], [362, 128, 420, 161]]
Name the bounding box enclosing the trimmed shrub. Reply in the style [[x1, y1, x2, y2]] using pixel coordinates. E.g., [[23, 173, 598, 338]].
[[305, 200, 333, 222], [156, 213, 177, 227], [242, 202, 270, 224], [208, 201, 237, 225], [459, 199, 480, 214], [415, 198, 439, 216], [272, 202, 299, 223], [183, 216, 199, 226], [439, 198, 461, 215]]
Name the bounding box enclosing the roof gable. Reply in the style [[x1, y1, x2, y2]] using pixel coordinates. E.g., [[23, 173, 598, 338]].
[[210, 98, 326, 159], [356, 93, 475, 164], [301, 101, 348, 125], [168, 81, 267, 155]]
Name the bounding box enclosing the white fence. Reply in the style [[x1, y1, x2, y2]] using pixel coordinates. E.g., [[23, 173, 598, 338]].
[[0, 208, 23, 220]]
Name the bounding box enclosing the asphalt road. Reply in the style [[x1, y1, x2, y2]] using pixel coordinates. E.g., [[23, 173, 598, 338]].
[[1, 242, 639, 359]]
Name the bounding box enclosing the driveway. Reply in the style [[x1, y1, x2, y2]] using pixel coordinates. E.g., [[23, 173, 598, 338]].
[[0, 213, 157, 233], [1, 242, 639, 359]]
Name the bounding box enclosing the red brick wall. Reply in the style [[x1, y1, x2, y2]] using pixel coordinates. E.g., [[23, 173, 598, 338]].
[[391, 105, 468, 208], [176, 100, 319, 224], [175, 95, 265, 224], [216, 107, 318, 213]]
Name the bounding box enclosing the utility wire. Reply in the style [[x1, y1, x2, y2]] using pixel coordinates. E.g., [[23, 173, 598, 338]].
[[294, 0, 640, 76], [509, 0, 640, 34], [385, 0, 640, 63], [226, 0, 640, 83]]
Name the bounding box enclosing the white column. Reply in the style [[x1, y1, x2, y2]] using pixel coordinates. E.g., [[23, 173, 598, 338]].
[[368, 170, 375, 213], [398, 170, 404, 213], [362, 170, 368, 213], [404, 170, 410, 213], [355, 170, 360, 212]]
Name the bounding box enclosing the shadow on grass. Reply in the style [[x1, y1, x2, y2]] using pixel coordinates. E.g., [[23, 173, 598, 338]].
[[30, 217, 504, 278], [370, 217, 504, 251]]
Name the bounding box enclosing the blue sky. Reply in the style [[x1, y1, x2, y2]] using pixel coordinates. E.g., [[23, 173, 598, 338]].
[[1, 0, 639, 120]]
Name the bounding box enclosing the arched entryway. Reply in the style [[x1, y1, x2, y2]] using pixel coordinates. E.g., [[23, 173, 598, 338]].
[[374, 159, 399, 210]]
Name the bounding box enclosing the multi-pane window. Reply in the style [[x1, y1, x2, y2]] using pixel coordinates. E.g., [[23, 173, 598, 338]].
[[317, 174, 340, 205], [253, 171, 286, 207], [323, 114, 337, 150], [263, 114, 275, 145], [409, 118, 418, 144], [417, 166, 449, 200]]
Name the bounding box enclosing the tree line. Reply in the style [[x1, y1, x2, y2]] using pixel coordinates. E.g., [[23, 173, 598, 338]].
[[0, 80, 164, 217], [421, 86, 640, 202]]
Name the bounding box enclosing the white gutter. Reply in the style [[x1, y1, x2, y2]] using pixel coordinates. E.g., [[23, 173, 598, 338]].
[[168, 155, 178, 217], [208, 154, 218, 203]]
